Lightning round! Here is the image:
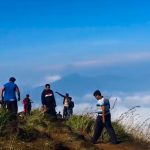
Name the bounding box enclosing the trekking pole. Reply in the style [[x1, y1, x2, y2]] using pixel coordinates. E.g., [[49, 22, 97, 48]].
[[111, 98, 117, 110], [88, 111, 98, 114], [105, 95, 117, 110]]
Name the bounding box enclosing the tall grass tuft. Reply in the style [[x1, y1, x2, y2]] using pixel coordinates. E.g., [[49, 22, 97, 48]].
[[116, 106, 150, 143], [67, 114, 135, 143], [66, 115, 95, 135]]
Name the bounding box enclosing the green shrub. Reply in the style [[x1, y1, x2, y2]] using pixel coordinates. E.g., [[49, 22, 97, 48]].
[[66, 115, 95, 135], [17, 126, 39, 142], [0, 108, 10, 136]]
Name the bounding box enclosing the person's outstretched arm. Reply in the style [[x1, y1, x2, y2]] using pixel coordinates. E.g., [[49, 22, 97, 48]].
[[55, 91, 65, 98]]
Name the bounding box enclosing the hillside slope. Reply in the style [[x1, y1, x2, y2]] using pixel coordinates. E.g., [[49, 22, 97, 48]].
[[0, 109, 149, 150]]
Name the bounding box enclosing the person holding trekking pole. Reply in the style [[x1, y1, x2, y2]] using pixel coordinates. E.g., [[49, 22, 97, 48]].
[[91, 90, 118, 144]]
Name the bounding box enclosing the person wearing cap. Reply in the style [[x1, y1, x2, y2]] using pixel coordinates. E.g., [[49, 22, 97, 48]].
[[55, 91, 72, 119], [91, 90, 118, 144], [1, 77, 20, 116], [41, 84, 56, 117]]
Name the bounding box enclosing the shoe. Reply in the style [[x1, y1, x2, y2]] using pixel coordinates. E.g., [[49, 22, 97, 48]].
[[91, 138, 96, 144], [91, 141, 96, 144], [112, 141, 120, 144]]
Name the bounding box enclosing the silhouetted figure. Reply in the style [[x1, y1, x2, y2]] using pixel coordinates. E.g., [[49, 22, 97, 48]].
[[23, 94, 32, 115], [91, 90, 118, 144], [41, 84, 56, 117], [55, 92, 72, 119], [1, 77, 20, 116], [57, 111, 62, 119]]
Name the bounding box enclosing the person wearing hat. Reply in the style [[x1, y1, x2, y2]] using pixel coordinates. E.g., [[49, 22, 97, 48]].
[[91, 90, 118, 144], [1, 77, 20, 116]]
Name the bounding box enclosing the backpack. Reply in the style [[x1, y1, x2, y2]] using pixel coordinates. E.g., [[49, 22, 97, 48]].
[[69, 101, 74, 108]]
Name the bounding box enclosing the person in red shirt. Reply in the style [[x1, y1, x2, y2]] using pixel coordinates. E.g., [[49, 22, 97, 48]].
[[23, 94, 32, 115]]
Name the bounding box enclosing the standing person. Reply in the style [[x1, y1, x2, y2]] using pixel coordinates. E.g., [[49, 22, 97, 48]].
[[1, 77, 20, 116], [41, 84, 56, 117], [55, 92, 72, 118], [23, 94, 32, 115], [91, 90, 118, 144]]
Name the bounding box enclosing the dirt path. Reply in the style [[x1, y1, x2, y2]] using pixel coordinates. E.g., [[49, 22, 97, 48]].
[[96, 142, 150, 150], [50, 120, 150, 150]]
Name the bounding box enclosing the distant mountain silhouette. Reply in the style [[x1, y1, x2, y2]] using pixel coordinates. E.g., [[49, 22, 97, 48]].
[[23, 73, 150, 105]]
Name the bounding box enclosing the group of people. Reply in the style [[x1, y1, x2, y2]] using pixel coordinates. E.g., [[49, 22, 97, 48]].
[[0, 77, 118, 145], [0, 77, 74, 119], [41, 83, 74, 119]]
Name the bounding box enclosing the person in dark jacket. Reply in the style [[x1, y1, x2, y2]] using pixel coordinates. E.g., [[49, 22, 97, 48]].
[[41, 84, 56, 117]]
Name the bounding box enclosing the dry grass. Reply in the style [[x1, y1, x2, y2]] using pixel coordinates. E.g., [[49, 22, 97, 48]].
[[116, 106, 150, 143]]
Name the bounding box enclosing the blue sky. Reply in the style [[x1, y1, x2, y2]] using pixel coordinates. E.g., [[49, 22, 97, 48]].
[[1, 0, 150, 87]]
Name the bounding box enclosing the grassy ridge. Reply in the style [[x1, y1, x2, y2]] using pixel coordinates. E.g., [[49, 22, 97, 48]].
[[0, 107, 149, 150], [0, 108, 99, 150], [66, 115, 131, 143]]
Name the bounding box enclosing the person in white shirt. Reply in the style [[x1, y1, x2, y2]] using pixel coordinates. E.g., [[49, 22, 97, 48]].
[[91, 90, 118, 144]]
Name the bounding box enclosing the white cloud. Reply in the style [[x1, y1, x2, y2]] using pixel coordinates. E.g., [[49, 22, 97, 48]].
[[123, 95, 150, 107], [33, 75, 61, 87], [73, 103, 95, 115], [72, 52, 150, 68], [83, 93, 94, 101], [45, 75, 61, 83]]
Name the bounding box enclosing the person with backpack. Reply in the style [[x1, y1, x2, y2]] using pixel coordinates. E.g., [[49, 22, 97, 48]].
[[91, 90, 118, 144], [41, 84, 56, 117], [23, 94, 32, 115], [55, 92, 72, 118], [68, 99, 74, 116], [1, 77, 20, 116]]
